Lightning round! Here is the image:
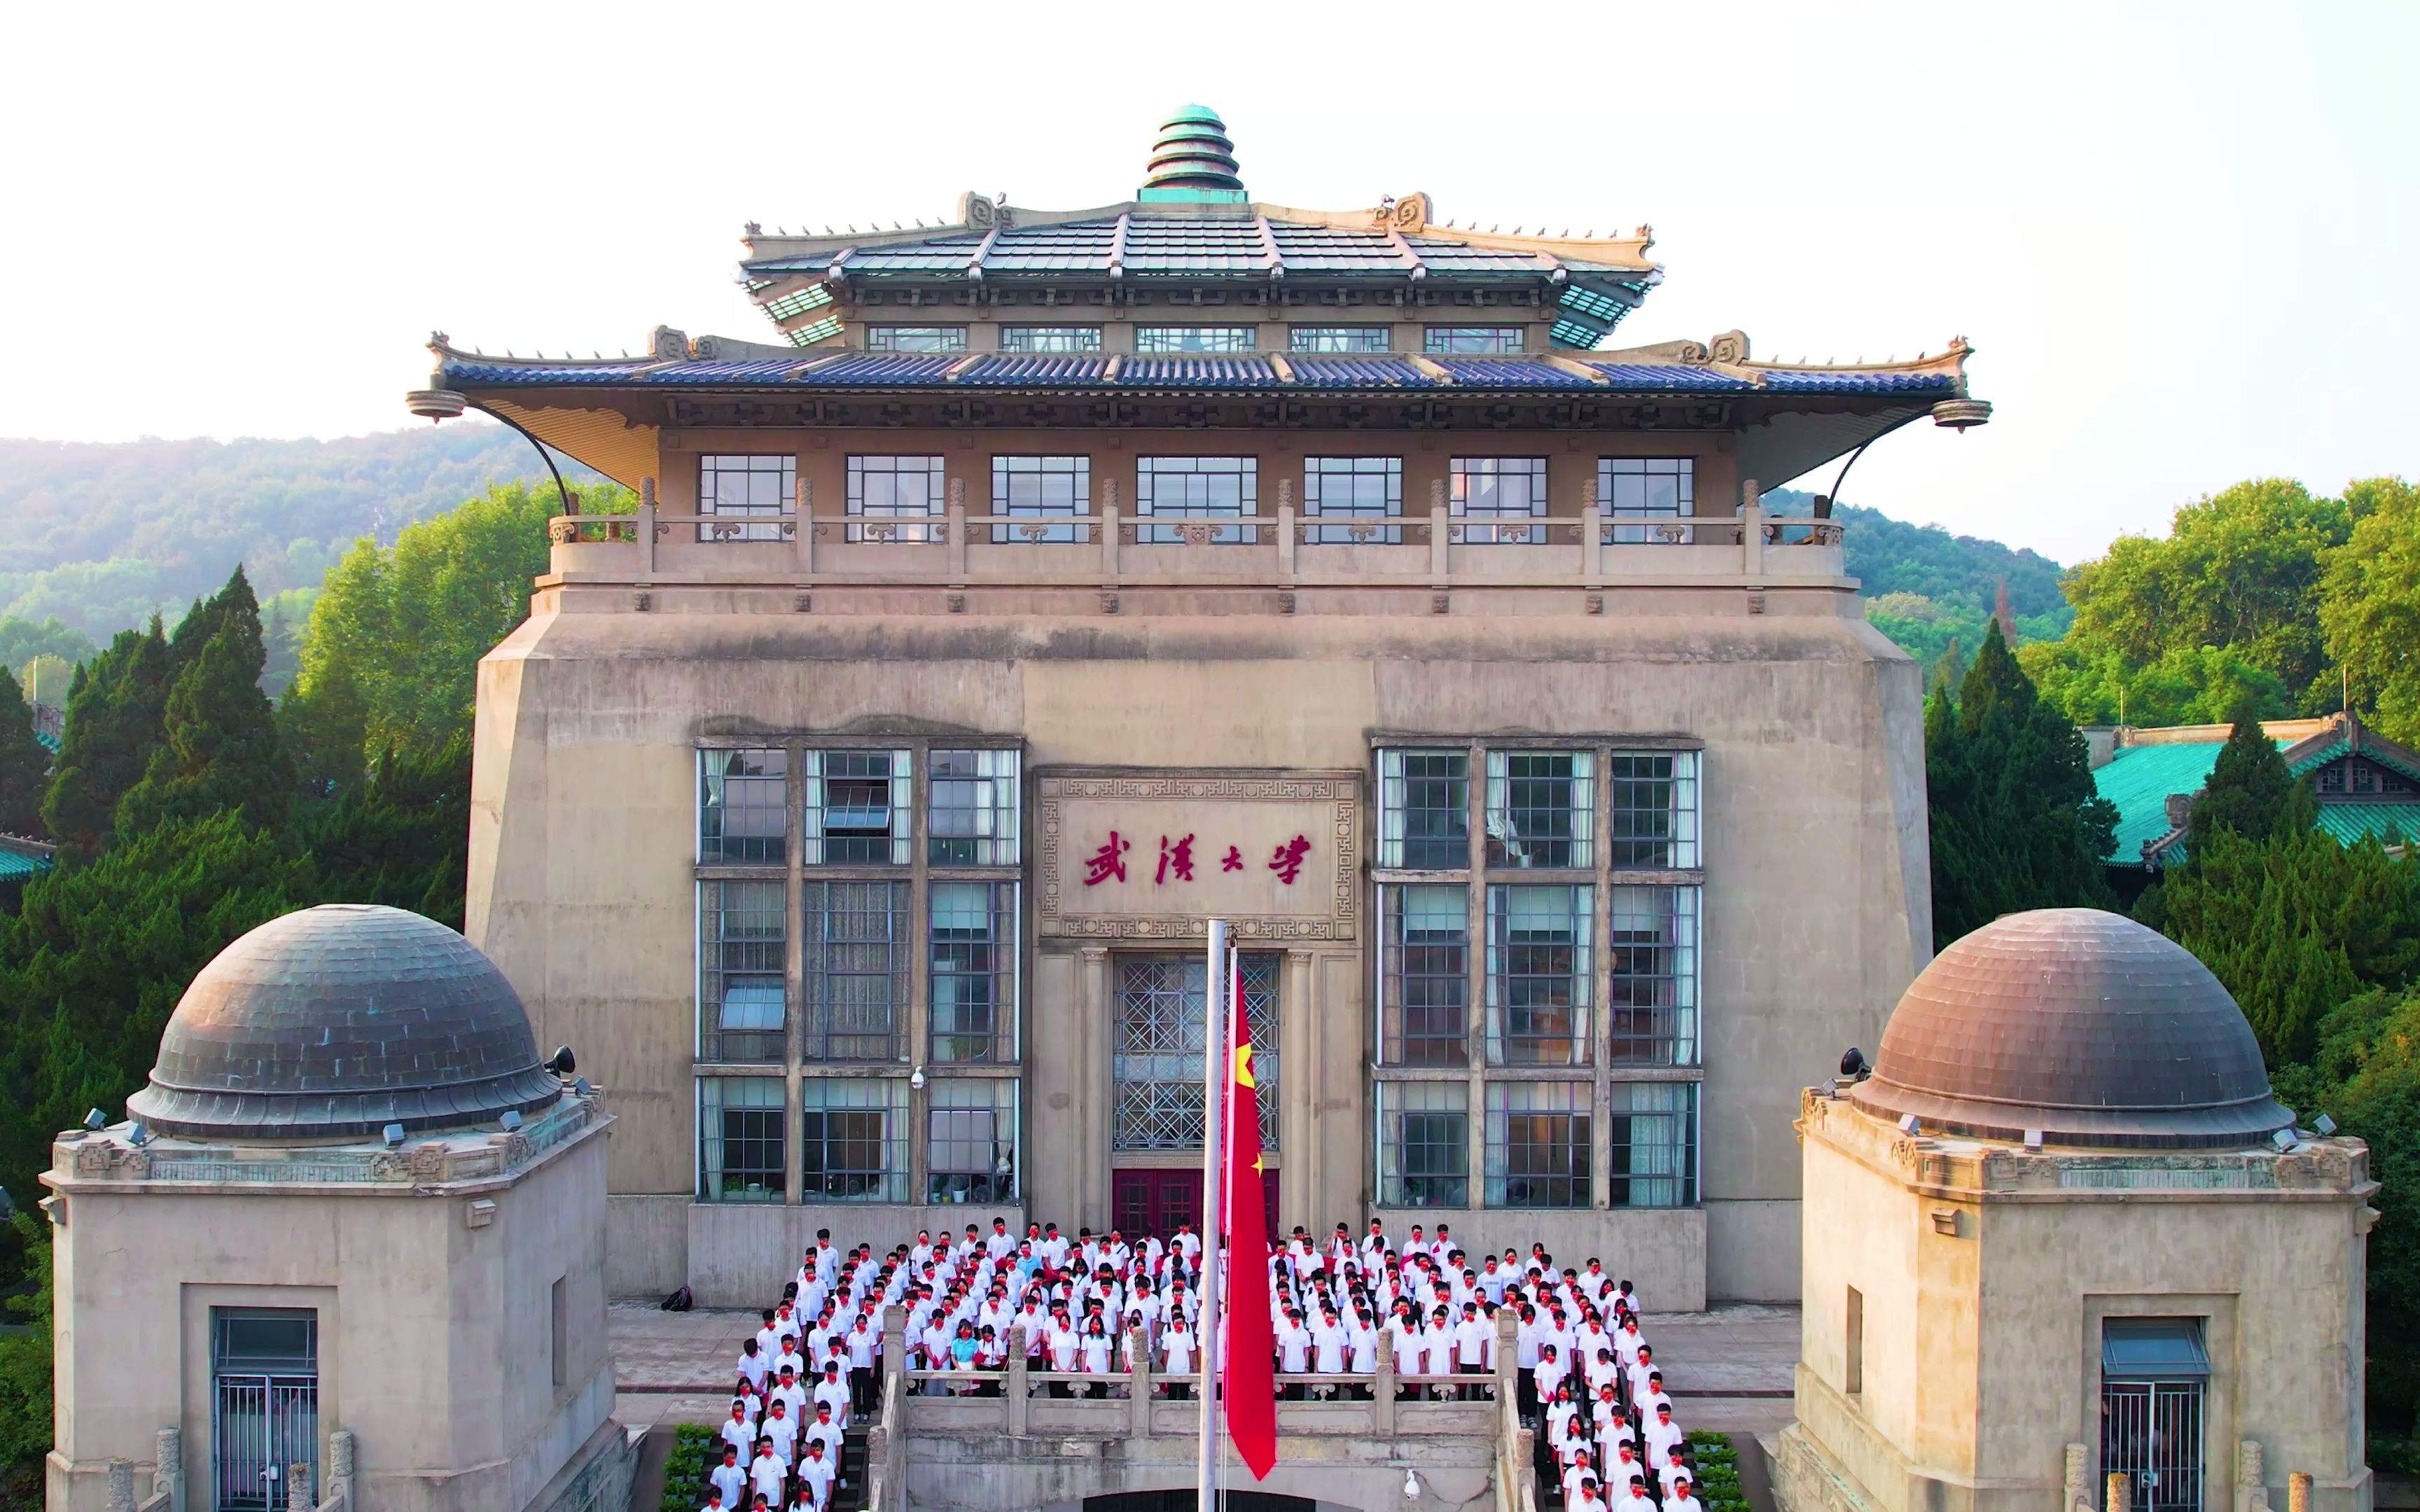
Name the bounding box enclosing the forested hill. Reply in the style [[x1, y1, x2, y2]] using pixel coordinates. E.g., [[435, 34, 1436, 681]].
[[0, 427, 2056, 658]]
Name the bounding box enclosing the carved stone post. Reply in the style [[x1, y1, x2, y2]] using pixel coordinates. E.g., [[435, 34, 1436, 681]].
[[1429, 489, 1451, 583], [1739, 479, 1763, 577], [286, 1462, 313, 1512], [946, 477, 968, 585], [638, 476, 659, 580], [327, 1429, 356, 1511], [1375, 1337, 1397, 1436], [157, 1426, 186, 1512], [1495, 1309, 1520, 1406], [795, 475, 815, 573], [1129, 1324, 1153, 1437], [2288, 1473, 2311, 1512], [2108, 1472, 2132, 1512], [1101, 485, 1122, 584], [1277, 501, 1297, 582], [1581, 504, 1604, 585], [106, 1459, 134, 1512], [2235, 1441, 2267, 1512], [2063, 1443, 2089, 1512], [1007, 1326, 1031, 1436]]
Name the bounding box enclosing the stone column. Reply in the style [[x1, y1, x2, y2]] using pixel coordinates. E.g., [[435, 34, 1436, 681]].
[[2237, 1441, 2267, 1512], [1129, 1324, 1154, 1438], [2108, 1473, 2132, 1512], [327, 1429, 356, 1511], [1494, 1309, 1520, 1405], [639, 477, 658, 580], [1375, 1341, 1396, 1436], [1007, 1326, 1031, 1436], [286, 1463, 313, 1512], [106, 1460, 134, 1512], [155, 1426, 185, 1512], [2063, 1443, 2089, 1512], [2288, 1474, 2312, 1512]]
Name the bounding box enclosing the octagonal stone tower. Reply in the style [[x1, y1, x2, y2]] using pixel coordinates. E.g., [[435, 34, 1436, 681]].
[[43, 904, 627, 1512], [1772, 909, 2377, 1512]]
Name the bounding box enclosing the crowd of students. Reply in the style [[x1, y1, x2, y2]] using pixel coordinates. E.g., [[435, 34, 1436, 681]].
[[695, 1215, 1704, 1512]]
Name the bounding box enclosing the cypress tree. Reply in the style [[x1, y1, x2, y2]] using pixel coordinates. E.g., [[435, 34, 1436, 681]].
[[38, 619, 170, 860], [0, 668, 48, 838], [1926, 620, 2118, 947], [2188, 696, 2308, 853], [113, 584, 291, 840]]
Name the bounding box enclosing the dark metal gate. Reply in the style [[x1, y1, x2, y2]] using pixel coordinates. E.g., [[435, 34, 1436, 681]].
[[211, 1310, 319, 1511], [2102, 1379, 2204, 1512]]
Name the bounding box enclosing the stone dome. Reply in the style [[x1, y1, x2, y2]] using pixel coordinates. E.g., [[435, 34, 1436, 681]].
[[1847, 908, 2292, 1149], [125, 904, 563, 1140]]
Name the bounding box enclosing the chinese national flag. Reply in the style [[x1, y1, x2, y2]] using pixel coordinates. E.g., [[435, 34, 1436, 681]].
[[1220, 950, 1279, 1479]]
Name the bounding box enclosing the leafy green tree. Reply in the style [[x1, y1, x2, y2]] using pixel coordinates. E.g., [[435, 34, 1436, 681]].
[[115, 571, 291, 839], [2061, 479, 2355, 707], [16, 654, 72, 708], [37, 619, 169, 858], [2021, 640, 2290, 728], [1926, 622, 2119, 947], [2188, 698, 2309, 853], [0, 615, 95, 677], [0, 1212, 53, 1466], [2318, 476, 2420, 746], [2269, 986, 2420, 1435], [0, 670, 46, 839], [298, 738, 473, 930]]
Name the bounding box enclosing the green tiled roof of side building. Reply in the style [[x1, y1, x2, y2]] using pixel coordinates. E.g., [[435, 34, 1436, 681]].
[[0, 845, 53, 883], [2092, 739, 2246, 865]]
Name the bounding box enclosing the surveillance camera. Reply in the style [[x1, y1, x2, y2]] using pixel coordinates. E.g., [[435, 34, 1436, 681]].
[[1404, 1470, 1421, 1500], [1840, 1046, 1870, 1082], [545, 1046, 577, 1077]]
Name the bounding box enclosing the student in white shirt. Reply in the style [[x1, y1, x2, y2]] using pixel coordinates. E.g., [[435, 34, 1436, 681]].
[[1561, 1452, 1600, 1506], [795, 1441, 836, 1510], [1388, 1311, 1426, 1399], [759, 1400, 798, 1469], [1452, 1303, 1491, 1398], [719, 1402, 756, 1460], [1615, 1474, 1657, 1512], [1664, 1471, 1704, 1512], [1643, 1401, 1686, 1468], [709, 1447, 750, 1511], [1160, 1316, 1197, 1399], [802, 1405, 842, 1474], [749, 1443, 787, 1509], [1657, 1446, 1694, 1499], [736, 1339, 770, 1394], [1079, 1317, 1115, 1398]]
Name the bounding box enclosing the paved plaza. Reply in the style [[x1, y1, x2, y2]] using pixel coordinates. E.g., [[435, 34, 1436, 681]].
[[607, 1300, 1800, 1437]]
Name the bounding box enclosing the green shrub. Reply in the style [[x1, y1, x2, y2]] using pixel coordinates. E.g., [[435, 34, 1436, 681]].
[[661, 1424, 718, 1512]]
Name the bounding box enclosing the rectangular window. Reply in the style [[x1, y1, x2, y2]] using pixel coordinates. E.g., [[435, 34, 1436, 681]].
[[1377, 1082, 1468, 1207], [1607, 886, 1700, 1065], [928, 1078, 1018, 1203], [1113, 954, 1281, 1151], [1606, 752, 1699, 868], [550, 1277, 569, 1388], [697, 454, 795, 542], [1484, 1082, 1591, 1208], [930, 881, 1017, 1063], [1486, 884, 1592, 1065], [1426, 326, 1524, 354], [1291, 326, 1391, 354], [1379, 749, 1470, 869], [1599, 458, 1695, 543], [1302, 456, 1404, 544], [1382, 884, 1470, 1067], [845, 454, 946, 542], [2101, 1320, 2209, 1512], [699, 1076, 785, 1201], [1451, 457, 1550, 543], [990, 455, 1090, 544], [803, 750, 911, 864], [1487, 750, 1594, 868], [700, 880, 786, 1063], [864, 326, 966, 353], [763, 284, 833, 323], [928, 748, 1021, 865], [800, 1078, 910, 1202], [1609, 1081, 1697, 1206], [1134, 326, 1256, 354], [802, 881, 910, 1059], [1000, 326, 1102, 353], [1135, 456, 1258, 545], [700, 748, 787, 864]]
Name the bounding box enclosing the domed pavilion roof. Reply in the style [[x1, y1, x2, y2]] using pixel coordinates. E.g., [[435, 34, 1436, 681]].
[[1847, 908, 2292, 1149], [125, 904, 562, 1141]]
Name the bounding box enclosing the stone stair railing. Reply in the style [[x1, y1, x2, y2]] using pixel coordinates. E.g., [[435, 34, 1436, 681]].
[[2065, 1441, 2314, 1512]]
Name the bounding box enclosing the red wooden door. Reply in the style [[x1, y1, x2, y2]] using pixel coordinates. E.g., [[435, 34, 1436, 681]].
[[1111, 1168, 1204, 1241]]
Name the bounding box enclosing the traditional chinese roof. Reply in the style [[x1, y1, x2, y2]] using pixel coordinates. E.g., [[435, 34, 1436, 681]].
[[2092, 712, 2420, 867]]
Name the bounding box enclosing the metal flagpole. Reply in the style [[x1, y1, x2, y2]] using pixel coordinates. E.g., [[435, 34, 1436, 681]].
[[1196, 918, 1230, 1512]]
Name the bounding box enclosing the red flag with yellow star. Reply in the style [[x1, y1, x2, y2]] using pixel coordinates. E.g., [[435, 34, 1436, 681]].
[[1221, 950, 1279, 1478]]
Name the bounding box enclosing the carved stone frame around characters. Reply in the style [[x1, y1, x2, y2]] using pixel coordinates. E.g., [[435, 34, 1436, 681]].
[[1034, 768, 1361, 941]]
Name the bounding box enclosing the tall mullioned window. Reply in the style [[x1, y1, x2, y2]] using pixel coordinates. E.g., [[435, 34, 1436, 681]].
[[1607, 886, 1699, 1065], [1487, 751, 1594, 869], [845, 454, 946, 542], [700, 880, 786, 1063], [1427, 326, 1524, 354], [1134, 326, 1255, 354], [1302, 456, 1403, 543], [1377, 1082, 1468, 1208], [1113, 954, 1280, 1150], [926, 749, 1020, 865], [700, 1077, 785, 1202], [928, 1079, 1017, 1203], [1451, 457, 1550, 543], [799, 1079, 910, 1201], [803, 750, 911, 864], [1606, 752, 1699, 868], [990, 456, 1089, 543], [863, 326, 967, 352], [802, 881, 910, 1060], [1135, 456, 1257, 544], [1599, 458, 1695, 543], [929, 881, 1016, 1063], [1291, 326, 1391, 353], [1382, 884, 1469, 1067], [1486, 884, 1593, 1065], [999, 326, 1102, 353], [1379, 749, 1469, 869], [1608, 1082, 1697, 1207], [700, 748, 786, 864], [1485, 1082, 1591, 1208], [697, 455, 794, 542]]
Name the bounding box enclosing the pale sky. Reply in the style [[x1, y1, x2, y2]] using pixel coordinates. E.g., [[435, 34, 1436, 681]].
[[4, 2, 2412, 564]]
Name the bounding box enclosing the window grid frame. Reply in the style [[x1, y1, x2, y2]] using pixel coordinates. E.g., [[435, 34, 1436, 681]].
[[926, 1077, 1020, 1204], [999, 326, 1104, 354], [700, 748, 788, 865], [863, 326, 968, 353], [801, 878, 912, 1062], [928, 879, 1019, 1065], [1598, 457, 1697, 544], [1485, 883, 1594, 1068], [1449, 456, 1550, 544], [989, 456, 1090, 543], [1606, 750, 1700, 869], [699, 878, 788, 1064], [1486, 750, 1596, 869], [1133, 326, 1256, 354], [696, 454, 795, 543], [699, 1076, 786, 1203], [926, 748, 1022, 866], [1134, 456, 1259, 545], [1377, 1081, 1470, 1208], [844, 454, 947, 543], [799, 1077, 912, 1203], [1377, 748, 1471, 870], [803, 748, 912, 867], [1381, 883, 1471, 1069], [1426, 326, 1526, 355], [1483, 1080, 1592, 1209], [1302, 456, 1405, 544], [1290, 326, 1393, 354]]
